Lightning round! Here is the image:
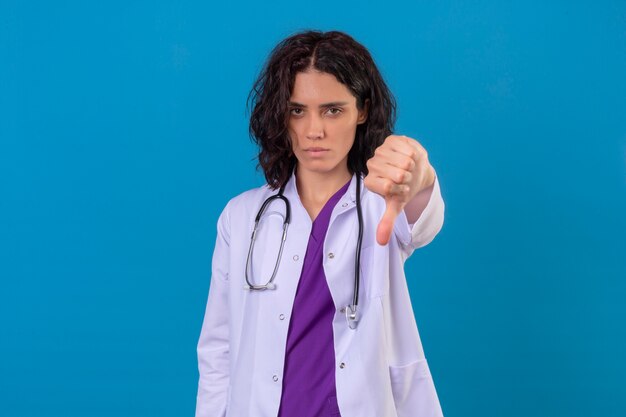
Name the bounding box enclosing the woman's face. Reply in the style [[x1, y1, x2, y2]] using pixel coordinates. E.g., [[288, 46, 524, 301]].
[[287, 69, 367, 178]]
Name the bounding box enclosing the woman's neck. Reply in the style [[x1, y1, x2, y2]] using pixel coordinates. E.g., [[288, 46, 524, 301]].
[[295, 164, 352, 220]]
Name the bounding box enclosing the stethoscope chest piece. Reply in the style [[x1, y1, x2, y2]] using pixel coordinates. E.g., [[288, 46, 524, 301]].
[[346, 304, 359, 329]]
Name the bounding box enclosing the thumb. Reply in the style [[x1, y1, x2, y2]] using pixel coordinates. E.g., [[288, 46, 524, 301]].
[[376, 199, 402, 246]]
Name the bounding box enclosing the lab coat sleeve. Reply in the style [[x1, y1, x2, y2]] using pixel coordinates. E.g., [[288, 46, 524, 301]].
[[395, 171, 445, 259], [195, 203, 231, 417]]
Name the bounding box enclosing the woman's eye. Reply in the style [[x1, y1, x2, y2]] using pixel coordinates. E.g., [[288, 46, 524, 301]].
[[326, 107, 342, 116], [290, 108, 303, 116]]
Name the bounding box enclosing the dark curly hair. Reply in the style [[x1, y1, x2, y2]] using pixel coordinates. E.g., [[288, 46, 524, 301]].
[[247, 30, 397, 189]]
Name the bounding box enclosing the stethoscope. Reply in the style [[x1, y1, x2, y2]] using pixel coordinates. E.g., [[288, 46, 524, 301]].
[[244, 175, 364, 330]]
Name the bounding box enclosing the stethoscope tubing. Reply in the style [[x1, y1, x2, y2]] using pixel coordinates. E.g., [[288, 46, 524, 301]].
[[244, 175, 363, 330]]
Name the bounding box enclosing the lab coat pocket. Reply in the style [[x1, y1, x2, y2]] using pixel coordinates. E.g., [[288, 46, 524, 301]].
[[389, 359, 442, 417], [361, 245, 389, 299]]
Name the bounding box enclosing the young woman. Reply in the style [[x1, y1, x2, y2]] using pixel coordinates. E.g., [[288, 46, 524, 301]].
[[196, 30, 445, 417]]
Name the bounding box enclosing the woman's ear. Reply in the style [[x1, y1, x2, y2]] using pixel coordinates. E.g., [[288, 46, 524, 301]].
[[357, 98, 370, 124]]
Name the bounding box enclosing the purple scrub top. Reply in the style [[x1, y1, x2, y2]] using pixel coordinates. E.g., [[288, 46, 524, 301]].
[[276, 178, 351, 417]]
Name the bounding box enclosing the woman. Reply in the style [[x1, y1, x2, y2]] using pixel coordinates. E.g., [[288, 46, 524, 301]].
[[196, 30, 445, 417]]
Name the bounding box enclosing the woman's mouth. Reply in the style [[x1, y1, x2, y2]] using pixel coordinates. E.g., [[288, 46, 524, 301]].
[[305, 147, 329, 157]]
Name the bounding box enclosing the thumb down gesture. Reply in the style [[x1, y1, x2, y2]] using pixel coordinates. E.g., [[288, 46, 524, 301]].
[[364, 135, 436, 246]]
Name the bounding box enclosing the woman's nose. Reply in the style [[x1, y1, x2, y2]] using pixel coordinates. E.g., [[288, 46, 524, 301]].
[[305, 114, 324, 140]]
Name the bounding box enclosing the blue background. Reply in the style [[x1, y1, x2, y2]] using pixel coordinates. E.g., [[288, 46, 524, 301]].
[[1, 1, 625, 416]]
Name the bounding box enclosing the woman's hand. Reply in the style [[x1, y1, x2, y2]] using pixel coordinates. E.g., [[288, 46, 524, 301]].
[[364, 135, 436, 246]]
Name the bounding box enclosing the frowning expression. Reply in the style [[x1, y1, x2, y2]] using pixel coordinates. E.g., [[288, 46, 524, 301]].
[[287, 69, 367, 176]]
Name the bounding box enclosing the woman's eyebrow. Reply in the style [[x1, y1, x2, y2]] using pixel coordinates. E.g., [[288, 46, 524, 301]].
[[288, 101, 349, 108]]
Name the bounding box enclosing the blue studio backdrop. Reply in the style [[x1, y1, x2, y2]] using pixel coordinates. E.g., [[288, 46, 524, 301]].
[[1, 1, 625, 416]]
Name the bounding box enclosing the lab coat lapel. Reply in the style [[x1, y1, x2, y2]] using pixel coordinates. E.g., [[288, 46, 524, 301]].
[[326, 173, 367, 308], [281, 168, 311, 232], [328, 172, 363, 226]]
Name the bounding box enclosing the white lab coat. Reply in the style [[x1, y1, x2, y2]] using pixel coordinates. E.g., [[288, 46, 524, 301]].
[[196, 167, 445, 417]]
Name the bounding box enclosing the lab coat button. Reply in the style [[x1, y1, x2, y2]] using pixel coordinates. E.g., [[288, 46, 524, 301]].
[[279, 314, 285, 320], [293, 254, 299, 261], [272, 375, 279, 382], [339, 362, 346, 369], [342, 202, 348, 207], [340, 307, 346, 313], [328, 252, 335, 259]]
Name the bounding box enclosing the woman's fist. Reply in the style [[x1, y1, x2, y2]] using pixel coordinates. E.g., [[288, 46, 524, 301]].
[[364, 135, 436, 245]]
